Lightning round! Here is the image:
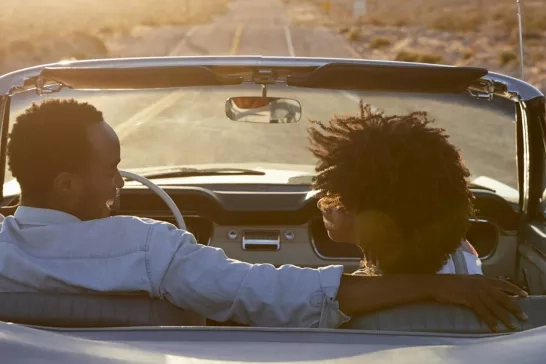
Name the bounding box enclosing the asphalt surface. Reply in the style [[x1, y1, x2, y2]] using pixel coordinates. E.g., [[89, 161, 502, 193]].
[[7, 0, 518, 188]]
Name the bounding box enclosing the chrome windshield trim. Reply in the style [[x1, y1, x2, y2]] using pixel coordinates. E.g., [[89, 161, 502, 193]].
[[1, 56, 541, 101]]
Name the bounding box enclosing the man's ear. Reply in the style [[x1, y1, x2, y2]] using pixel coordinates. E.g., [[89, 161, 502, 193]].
[[52, 172, 82, 195]]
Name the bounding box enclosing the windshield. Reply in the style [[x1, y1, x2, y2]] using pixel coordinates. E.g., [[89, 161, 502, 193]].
[[2, 0, 532, 194], [7, 84, 517, 189]]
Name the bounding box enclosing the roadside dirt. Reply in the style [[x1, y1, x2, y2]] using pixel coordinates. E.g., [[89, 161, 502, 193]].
[[283, 0, 546, 91]]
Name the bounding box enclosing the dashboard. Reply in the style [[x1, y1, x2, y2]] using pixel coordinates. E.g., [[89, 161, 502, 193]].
[[0, 183, 518, 275], [102, 183, 520, 275]]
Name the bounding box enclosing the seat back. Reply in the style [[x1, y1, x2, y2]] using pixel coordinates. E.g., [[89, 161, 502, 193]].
[[341, 296, 546, 334], [0, 292, 205, 327]]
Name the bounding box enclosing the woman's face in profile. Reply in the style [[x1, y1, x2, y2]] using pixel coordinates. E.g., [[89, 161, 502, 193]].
[[317, 197, 403, 271], [317, 197, 355, 243]]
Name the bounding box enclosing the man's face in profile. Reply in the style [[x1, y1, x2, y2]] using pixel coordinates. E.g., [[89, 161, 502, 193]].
[[68, 121, 124, 220], [232, 97, 270, 109]]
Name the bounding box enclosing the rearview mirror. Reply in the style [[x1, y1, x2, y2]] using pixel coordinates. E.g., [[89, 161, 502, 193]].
[[225, 97, 302, 123]]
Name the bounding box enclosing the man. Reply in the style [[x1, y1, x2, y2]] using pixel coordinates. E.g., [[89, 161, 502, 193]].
[[308, 102, 482, 276], [0, 99, 526, 332]]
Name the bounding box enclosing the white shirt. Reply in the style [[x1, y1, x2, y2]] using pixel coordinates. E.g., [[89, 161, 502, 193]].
[[0, 206, 349, 328], [438, 250, 483, 275], [354, 247, 483, 276]]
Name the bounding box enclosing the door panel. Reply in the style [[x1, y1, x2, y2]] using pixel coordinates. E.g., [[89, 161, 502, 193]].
[[518, 223, 546, 294]]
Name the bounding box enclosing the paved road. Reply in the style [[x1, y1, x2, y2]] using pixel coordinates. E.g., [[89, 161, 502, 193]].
[[7, 0, 517, 188]]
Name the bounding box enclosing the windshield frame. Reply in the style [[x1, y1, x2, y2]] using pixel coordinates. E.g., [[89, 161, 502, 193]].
[[0, 56, 543, 215]]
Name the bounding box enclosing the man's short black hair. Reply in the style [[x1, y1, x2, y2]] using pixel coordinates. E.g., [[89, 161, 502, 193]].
[[7, 99, 104, 199], [308, 101, 474, 274]]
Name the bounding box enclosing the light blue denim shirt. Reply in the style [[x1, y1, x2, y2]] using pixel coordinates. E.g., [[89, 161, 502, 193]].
[[0, 206, 350, 328]]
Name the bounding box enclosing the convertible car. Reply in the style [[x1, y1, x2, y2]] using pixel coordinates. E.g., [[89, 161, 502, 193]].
[[0, 55, 545, 363]]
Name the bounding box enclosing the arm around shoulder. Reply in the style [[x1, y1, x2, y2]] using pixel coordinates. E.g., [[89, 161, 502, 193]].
[[145, 222, 348, 327]]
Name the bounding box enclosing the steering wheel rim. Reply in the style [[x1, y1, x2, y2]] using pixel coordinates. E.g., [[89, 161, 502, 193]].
[[119, 170, 186, 230]]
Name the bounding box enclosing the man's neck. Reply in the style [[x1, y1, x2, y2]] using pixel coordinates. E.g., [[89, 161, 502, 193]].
[[19, 198, 67, 214]]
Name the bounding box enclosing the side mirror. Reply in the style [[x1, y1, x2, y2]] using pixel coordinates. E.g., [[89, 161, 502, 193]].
[[225, 96, 302, 123]]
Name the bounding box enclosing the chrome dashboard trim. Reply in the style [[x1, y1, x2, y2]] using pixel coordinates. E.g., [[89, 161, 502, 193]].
[[309, 217, 503, 261], [241, 230, 281, 251], [309, 235, 362, 261], [308, 227, 361, 262], [116, 210, 507, 260]]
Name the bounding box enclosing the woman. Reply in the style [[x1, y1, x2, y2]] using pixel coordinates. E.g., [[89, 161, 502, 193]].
[[308, 101, 482, 276], [318, 202, 482, 275]]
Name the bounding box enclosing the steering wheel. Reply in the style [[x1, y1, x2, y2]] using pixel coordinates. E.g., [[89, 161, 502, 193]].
[[119, 170, 186, 230]]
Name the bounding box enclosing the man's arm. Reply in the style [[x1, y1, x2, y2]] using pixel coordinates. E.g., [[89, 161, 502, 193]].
[[147, 222, 346, 327], [336, 273, 527, 332], [148, 223, 527, 330]]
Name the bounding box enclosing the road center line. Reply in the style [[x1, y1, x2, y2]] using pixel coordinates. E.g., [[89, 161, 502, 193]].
[[282, 24, 364, 109], [168, 26, 198, 56], [115, 27, 199, 141], [117, 92, 186, 141], [340, 90, 380, 113], [230, 24, 244, 55]]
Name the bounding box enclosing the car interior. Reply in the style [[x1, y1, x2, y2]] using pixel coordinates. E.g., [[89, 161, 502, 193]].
[[0, 60, 544, 336], [0, 184, 543, 334]]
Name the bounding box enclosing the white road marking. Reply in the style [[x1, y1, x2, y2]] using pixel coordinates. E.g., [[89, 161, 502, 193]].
[[116, 92, 185, 141], [117, 18, 367, 142], [340, 91, 361, 103], [281, 24, 371, 113], [116, 27, 198, 141], [340, 90, 381, 112], [284, 25, 296, 57], [168, 27, 199, 56]]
